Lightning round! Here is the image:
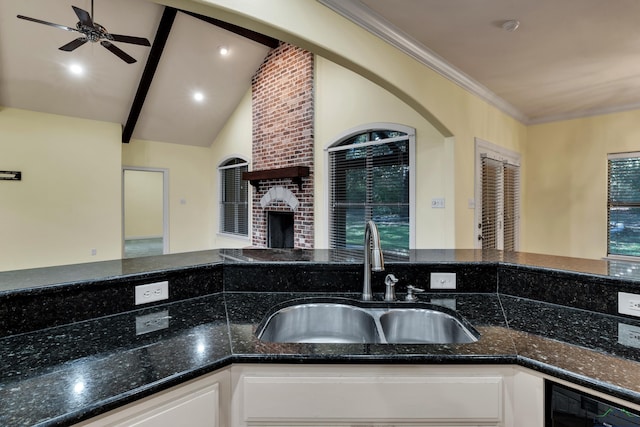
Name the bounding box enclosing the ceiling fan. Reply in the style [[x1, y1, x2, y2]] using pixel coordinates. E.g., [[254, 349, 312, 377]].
[[17, 0, 151, 64]]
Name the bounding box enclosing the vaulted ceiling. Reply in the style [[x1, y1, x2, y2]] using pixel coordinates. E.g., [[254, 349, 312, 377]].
[[3, 0, 640, 147], [0, 0, 276, 147]]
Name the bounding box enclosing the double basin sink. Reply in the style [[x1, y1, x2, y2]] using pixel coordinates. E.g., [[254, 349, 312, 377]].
[[257, 298, 479, 344]]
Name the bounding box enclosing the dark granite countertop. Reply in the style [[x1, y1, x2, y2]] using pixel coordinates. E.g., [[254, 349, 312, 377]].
[[3, 249, 640, 426], [4, 248, 640, 295], [2, 290, 640, 426]]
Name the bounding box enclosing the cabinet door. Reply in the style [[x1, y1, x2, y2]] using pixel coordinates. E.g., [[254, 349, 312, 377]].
[[77, 369, 230, 427], [232, 365, 506, 426]]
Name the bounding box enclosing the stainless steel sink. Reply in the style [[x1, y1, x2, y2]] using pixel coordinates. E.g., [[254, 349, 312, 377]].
[[379, 309, 478, 344], [257, 303, 381, 343], [257, 300, 479, 344]]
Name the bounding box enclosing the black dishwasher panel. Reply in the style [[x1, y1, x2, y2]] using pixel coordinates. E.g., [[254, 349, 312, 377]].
[[546, 381, 640, 427]]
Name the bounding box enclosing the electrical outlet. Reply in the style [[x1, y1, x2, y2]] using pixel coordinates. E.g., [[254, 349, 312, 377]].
[[430, 272, 456, 289], [135, 281, 169, 305], [136, 310, 170, 335], [618, 292, 640, 317], [618, 323, 640, 349]]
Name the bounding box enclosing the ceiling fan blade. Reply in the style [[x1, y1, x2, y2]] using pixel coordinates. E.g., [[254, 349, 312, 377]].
[[71, 6, 93, 27], [16, 15, 77, 32], [59, 37, 88, 52], [108, 34, 151, 47], [100, 41, 136, 64]]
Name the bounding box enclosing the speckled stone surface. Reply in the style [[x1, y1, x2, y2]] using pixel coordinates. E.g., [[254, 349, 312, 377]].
[[3, 249, 640, 426], [0, 264, 223, 337], [0, 294, 231, 427]]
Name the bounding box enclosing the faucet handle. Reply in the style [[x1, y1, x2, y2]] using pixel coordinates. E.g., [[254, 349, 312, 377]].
[[405, 285, 425, 302], [384, 274, 398, 302]]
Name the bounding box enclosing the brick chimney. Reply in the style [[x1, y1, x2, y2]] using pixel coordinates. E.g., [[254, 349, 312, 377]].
[[250, 42, 314, 248]]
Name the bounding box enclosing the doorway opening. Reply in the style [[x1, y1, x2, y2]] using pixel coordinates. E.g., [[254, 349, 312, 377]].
[[122, 168, 169, 258]]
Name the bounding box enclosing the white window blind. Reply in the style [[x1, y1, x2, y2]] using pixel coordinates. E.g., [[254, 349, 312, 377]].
[[480, 154, 520, 251], [328, 130, 410, 255], [607, 152, 640, 257], [219, 158, 248, 236]]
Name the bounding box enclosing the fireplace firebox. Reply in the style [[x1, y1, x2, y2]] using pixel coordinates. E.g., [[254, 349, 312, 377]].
[[268, 212, 294, 248]]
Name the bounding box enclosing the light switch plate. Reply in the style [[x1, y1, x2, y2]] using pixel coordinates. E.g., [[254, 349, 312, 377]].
[[431, 198, 445, 208], [430, 272, 456, 289]]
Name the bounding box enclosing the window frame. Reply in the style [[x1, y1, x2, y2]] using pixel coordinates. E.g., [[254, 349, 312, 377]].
[[324, 123, 416, 253], [218, 156, 250, 238], [607, 151, 640, 260]]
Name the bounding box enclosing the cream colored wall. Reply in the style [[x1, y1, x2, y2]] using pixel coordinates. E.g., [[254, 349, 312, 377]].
[[122, 139, 213, 254], [525, 109, 640, 259], [123, 170, 164, 239], [209, 90, 253, 248], [314, 56, 453, 248], [165, 0, 528, 249], [0, 107, 121, 271]]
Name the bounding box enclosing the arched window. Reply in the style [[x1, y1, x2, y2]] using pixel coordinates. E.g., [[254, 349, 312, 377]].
[[328, 125, 414, 254], [219, 157, 249, 236]]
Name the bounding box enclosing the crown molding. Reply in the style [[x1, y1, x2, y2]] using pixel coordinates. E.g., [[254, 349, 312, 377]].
[[317, 0, 530, 124], [527, 101, 640, 125]]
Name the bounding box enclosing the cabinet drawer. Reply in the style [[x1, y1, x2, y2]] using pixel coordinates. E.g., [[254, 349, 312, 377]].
[[241, 375, 503, 423]]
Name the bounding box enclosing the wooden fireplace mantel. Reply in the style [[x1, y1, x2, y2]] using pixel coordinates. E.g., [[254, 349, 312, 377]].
[[242, 166, 310, 190]]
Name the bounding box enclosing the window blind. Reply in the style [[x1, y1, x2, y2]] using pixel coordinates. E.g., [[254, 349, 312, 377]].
[[328, 131, 410, 255], [220, 159, 248, 236], [481, 156, 501, 250], [607, 152, 640, 257], [502, 162, 520, 251], [480, 155, 520, 251]]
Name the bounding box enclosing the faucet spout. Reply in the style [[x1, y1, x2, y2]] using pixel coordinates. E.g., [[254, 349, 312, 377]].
[[362, 220, 384, 301]]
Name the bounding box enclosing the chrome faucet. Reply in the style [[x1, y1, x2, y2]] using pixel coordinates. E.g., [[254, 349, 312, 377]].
[[362, 220, 384, 301]]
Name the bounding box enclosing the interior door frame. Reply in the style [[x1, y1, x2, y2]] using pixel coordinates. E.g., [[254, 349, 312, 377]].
[[122, 166, 170, 257]]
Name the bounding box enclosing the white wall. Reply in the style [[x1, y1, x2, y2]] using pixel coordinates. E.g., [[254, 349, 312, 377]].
[[526, 109, 640, 259], [122, 139, 213, 254], [314, 56, 454, 248], [0, 107, 121, 271], [209, 90, 253, 249]]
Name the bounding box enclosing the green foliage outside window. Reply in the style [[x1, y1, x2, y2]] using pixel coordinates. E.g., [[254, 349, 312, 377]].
[[608, 156, 640, 257]]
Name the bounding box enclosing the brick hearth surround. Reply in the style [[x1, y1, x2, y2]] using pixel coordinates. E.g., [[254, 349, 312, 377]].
[[250, 42, 314, 248]]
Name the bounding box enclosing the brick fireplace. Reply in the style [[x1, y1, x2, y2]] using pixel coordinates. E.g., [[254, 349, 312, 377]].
[[247, 42, 314, 248]]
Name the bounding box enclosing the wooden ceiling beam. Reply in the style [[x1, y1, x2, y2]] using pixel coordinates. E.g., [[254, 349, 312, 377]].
[[181, 10, 280, 49], [122, 7, 177, 144]]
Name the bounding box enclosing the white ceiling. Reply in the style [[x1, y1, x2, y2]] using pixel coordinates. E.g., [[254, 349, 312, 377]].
[[0, 0, 273, 147], [4, 0, 639, 143], [320, 0, 640, 124]]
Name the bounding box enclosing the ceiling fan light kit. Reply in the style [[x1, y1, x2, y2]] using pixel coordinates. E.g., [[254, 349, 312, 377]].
[[17, 0, 151, 64]]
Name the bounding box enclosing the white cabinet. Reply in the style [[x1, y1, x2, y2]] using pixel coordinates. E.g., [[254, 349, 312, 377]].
[[74, 369, 230, 427], [230, 364, 545, 427], [73, 364, 547, 427]]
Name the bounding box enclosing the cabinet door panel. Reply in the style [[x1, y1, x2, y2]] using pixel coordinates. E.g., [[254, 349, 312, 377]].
[[241, 375, 503, 424], [124, 385, 219, 427]]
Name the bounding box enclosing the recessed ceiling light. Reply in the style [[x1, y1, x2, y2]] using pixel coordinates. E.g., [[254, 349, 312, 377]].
[[501, 19, 520, 32], [68, 63, 84, 76], [193, 92, 205, 102], [218, 46, 229, 56]]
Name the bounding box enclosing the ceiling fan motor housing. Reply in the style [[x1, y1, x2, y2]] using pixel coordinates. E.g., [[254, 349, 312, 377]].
[[78, 21, 107, 43]]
